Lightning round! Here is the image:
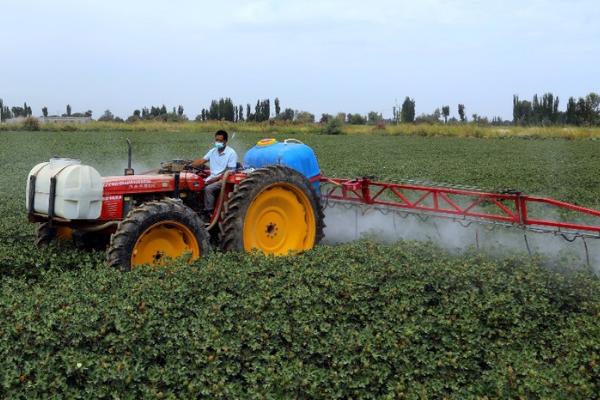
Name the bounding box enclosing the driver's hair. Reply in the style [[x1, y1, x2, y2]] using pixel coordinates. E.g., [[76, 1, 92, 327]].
[[215, 130, 228, 141]]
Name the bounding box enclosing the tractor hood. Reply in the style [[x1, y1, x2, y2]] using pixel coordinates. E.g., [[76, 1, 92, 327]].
[[102, 172, 204, 196]]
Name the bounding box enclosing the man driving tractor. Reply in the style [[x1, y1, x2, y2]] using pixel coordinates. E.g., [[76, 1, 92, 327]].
[[190, 130, 238, 220]]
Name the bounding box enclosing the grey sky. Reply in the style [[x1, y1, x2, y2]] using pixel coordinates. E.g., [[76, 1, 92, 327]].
[[1, 0, 599, 120]]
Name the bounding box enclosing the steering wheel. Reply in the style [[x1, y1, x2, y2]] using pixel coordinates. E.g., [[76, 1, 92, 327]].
[[183, 163, 209, 176]]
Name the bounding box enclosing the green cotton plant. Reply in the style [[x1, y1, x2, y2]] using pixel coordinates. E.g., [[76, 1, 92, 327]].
[[0, 242, 599, 398]]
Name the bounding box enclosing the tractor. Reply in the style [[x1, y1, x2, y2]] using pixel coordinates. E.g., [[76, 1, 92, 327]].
[[27, 137, 600, 270], [27, 138, 324, 271]]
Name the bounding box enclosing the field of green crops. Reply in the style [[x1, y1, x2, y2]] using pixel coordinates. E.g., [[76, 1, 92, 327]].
[[1, 130, 599, 398]]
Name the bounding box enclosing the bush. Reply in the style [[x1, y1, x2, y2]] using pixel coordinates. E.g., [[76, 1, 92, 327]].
[[347, 113, 367, 125], [321, 117, 344, 135], [1, 242, 599, 398], [294, 111, 315, 124], [21, 117, 40, 131]]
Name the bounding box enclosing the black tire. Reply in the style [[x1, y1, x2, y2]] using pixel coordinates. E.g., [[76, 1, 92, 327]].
[[35, 222, 72, 247], [221, 165, 325, 253], [106, 198, 210, 271]]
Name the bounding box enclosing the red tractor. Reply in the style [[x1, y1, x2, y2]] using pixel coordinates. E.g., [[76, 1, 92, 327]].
[[27, 139, 324, 271], [27, 137, 600, 270]]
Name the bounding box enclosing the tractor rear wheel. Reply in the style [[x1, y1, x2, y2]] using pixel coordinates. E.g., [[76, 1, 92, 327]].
[[221, 165, 324, 255], [35, 222, 73, 247], [106, 198, 210, 271]]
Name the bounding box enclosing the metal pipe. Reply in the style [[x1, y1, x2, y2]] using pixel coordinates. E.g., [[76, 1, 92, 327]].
[[173, 172, 180, 199], [127, 139, 132, 169], [28, 175, 36, 215], [207, 170, 232, 231], [76, 221, 119, 232], [48, 177, 56, 227], [124, 139, 134, 175]]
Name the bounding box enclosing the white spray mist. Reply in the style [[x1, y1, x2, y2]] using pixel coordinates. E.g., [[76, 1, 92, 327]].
[[322, 201, 600, 274]]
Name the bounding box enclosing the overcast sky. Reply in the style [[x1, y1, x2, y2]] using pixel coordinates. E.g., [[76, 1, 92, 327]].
[[1, 0, 599, 120]]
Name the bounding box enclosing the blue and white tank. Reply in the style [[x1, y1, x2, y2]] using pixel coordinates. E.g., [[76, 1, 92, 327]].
[[243, 138, 321, 193]]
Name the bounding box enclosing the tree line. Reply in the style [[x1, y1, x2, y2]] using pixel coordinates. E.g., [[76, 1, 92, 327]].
[[513, 93, 600, 126], [2, 93, 599, 126], [194, 97, 300, 123], [0, 100, 32, 121]]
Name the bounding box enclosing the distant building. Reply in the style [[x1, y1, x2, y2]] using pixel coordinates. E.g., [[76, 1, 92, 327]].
[[39, 116, 92, 124], [4, 116, 93, 124], [3, 116, 27, 125]]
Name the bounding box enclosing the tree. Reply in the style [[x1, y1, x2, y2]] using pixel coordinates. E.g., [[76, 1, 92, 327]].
[[279, 108, 294, 121], [238, 105, 244, 122], [458, 104, 466, 122], [513, 95, 533, 125], [274, 97, 281, 117], [441, 106, 450, 123], [66, 104, 71, 117], [347, 113, 366, 125], [11, 106, 25, 117], [254, 100, 261, 121], [586, 92, 600, 125], [264, 99, 270, 121], [1, 99, 12, 121], [513, 93, 560, 125], [295, 111, 315, 124], [400, 97, 415, 123], [415, 109, 442, 124], [98, 109, 115, 122], [206, 98, 234, 121], [367, 111, 383, 124], [321, 117, 343, 135], [177, 105, 184, 116], [84, 110, 92, 118], [253, 99, 270, 122], [565, 97, 577, 125], [42, 106, 48, 117], [319, 113, 333, 123]]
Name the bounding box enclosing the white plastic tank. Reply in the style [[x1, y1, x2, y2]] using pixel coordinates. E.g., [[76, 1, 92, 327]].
[[26, 158, 103, 220]]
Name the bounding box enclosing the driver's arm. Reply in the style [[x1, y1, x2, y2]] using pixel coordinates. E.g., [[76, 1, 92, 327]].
[[191, 149, 212, 168], [190, 158, 208, 168]]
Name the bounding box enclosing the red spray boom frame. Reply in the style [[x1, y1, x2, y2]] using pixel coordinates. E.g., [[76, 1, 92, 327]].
[[320, 177, 600, 239]]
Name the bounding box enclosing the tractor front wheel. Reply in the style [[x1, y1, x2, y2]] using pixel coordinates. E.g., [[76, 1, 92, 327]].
[[106, 198, 210, 271], [221, 165, 324, 255], [35, 222, 73, 247]]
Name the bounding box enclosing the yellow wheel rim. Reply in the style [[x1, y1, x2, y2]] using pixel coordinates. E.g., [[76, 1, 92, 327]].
[[131, 221, 200, 267], [243, 183, 316, 255]]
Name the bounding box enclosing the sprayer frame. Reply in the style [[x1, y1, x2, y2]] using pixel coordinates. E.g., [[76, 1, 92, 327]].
[[320, 177, 600, 239]]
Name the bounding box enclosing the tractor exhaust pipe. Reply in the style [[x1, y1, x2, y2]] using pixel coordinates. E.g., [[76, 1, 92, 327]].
[[124, 138, 134, 175]]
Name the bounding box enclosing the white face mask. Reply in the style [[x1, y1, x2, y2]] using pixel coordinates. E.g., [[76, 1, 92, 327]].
[[214, 142, 225, 150]]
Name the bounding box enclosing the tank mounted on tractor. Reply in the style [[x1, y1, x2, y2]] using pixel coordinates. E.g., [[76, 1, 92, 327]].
[[26, 137, 600, 270]]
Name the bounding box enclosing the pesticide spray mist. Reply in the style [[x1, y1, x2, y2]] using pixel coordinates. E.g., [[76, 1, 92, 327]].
[[322, 201, 600, 274]]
